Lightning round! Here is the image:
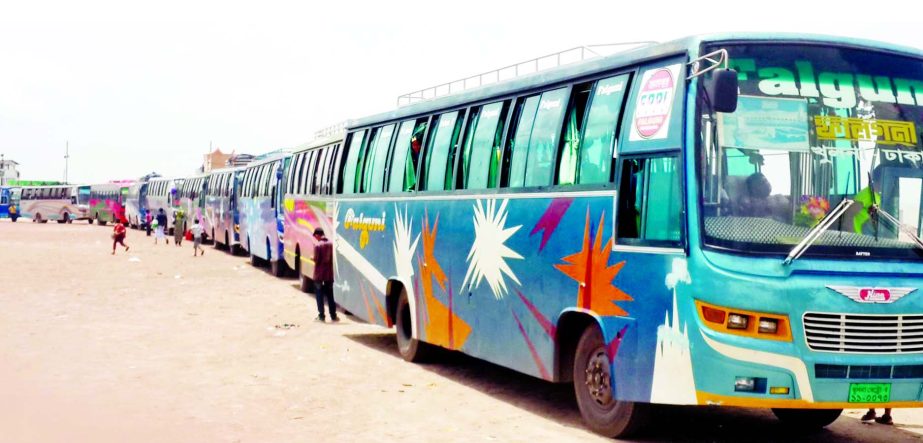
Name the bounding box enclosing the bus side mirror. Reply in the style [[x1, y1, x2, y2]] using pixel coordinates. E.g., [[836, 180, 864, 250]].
[[707, 69, 738, 113]]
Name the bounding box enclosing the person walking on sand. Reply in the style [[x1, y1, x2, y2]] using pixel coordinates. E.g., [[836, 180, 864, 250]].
[[173, 209, 185, 247], [144, 210, 153, 237], [312, 227, 338, 322], [155, 208, 169, 245], [862, 408, 893, 425], [190, 218, 205, 256], [111, 220, 129, 255]]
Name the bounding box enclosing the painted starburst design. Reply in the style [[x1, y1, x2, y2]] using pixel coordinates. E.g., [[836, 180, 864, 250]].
[[555, 209, 632, 316], [461, 199, 523, 299], [393, 204, 421, 334]]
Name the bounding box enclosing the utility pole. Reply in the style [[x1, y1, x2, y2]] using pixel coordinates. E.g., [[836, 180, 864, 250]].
[[64, 141, 69, 184]]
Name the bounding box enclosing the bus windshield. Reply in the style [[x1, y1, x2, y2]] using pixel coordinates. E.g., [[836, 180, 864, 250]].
[[700, 43, 923, 260]]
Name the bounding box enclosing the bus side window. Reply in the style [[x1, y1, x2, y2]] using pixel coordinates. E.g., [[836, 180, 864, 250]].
[[340, 130, 367, 194], [524, 88, 568, 187], [558, 82, 593, 185], [577, 74, 631, 185], [420, 111, 464, 191], [362, 124, 396, 193], [459, 101, 508, 190], [616, 154, 683, 247], [505, 95, 540, 187], [388, 118, 428, 192]]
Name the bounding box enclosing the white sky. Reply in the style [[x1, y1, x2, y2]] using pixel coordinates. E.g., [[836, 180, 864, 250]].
[[1, 1, 922, 184]]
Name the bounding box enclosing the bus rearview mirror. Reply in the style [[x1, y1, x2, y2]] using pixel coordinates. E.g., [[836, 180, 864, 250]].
[[708, 69, 738, 113]]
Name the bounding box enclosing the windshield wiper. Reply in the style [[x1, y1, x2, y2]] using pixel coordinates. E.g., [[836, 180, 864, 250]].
[[873, 207, 923, 251], [783, 199, 855, 266]]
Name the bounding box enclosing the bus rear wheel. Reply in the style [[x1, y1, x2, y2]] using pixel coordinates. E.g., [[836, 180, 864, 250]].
[[395, 289, 431, 363], [574, 325, 649, 438], [772, 408, 842, 430]]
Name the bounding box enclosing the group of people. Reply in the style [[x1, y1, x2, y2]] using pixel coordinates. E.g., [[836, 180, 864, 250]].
[[112, 208, 205, 256]]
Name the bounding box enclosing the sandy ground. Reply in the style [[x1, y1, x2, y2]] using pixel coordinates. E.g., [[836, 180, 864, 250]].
[[2, 219, 923, 443]]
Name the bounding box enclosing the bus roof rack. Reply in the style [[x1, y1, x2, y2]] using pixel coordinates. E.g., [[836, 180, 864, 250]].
[[396, 42, 657, 107], [313, 121, 348, 140]]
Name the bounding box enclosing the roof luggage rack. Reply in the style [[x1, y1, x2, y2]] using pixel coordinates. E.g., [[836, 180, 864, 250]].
[[396, 41, 656, 107]]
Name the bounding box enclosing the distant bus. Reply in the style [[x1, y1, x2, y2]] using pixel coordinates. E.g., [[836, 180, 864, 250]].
[[124, 181, 149, 229], [145, 177, 179, 234], [88, 183, 128, 225], [177, 174, 209, 238], [18, 185, 80, 223], [239, 154, 291, 276], [73, 185, 91, 222], [204, 167, 244, 253], [282, 134, 344, 291], [0, 186, 19, 221]]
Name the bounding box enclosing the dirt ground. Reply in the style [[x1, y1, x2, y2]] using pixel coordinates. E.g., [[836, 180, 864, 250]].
[[2, 219, 923, 442]]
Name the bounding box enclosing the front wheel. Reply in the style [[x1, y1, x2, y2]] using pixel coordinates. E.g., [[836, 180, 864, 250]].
[[574, 325, 649, 438], [299, 274, 313, 293], [395, 289, 431, 362], [772, 409, 842, 430]]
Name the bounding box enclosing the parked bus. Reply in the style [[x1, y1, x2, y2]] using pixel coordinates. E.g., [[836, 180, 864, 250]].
[[294, 34, 923, 437], [283, 134, 344, 291], [0, 186, 18, 221], [73, 185, 91, 222], [177, 174, 209, 239], [145, 177, 179, 234], [125, 181, 149, 229], [18, 185, 80, 223], [239, 154, 291, 276], [88, 183, 128, 225], [204, 167, 244, 253]]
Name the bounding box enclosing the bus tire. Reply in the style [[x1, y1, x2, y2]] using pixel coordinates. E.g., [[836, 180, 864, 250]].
[[772, 409, 842, 430], [299, 274, 313, 293], [270, 259, 288, 277], [59, 212, 69, 224], [573, 325, 649, 438], [395, 289, 431, 363], [11, 216, 17, 222], [250, 252, 261, 267]]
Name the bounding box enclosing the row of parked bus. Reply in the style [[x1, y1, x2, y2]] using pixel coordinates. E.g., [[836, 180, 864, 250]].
[[5, 34, 923, 438], [1, 182, 127, 224]]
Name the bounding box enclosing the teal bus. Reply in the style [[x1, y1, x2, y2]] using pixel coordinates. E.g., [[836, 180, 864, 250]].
[[280, 33, 923, 436]]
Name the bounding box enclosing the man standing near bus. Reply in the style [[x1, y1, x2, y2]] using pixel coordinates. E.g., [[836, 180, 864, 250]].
[[312, 228, 338, 322]]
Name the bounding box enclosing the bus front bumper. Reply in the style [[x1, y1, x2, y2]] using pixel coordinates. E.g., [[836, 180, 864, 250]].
[[694, 331, 923, 409]]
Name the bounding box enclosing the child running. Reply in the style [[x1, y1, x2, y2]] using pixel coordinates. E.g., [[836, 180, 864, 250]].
[[191, 218, 205, 256], [112, 221, 129, 255]]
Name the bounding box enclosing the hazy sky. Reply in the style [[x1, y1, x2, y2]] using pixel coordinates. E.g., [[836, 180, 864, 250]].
[[2, 1, 922, 184]]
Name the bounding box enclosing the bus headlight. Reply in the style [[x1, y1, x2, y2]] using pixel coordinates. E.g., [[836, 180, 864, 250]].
[[696, 300, 792, 342]]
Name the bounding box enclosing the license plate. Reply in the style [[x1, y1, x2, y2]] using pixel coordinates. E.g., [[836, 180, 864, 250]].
[[848, 383, 891, 403]]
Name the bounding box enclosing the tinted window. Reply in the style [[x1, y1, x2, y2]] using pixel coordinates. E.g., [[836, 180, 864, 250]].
[[461, 101, 507, 189], [421, 111, 464, 191], [363, 124, 395, 193], [524, 88, 568, 187], [507, 95, 541, 187], [388, 119, 427, 192], [341, 131, 367, 194], [578, 74, 630, 184], [616, 154, 682, 246]]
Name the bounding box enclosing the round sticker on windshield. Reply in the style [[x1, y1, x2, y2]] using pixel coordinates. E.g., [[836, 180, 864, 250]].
[[634, 68, 675, 139]]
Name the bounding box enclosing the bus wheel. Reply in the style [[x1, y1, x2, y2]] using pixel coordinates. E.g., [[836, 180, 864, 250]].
[[574, 325, 648, 438], [395, 289, 431, 363], [271, 259, 288, 277], [34, 213, 42, 223], [299, 275, 313, 293], [772, 409, 842, 429], [58, 212, 69, 224], [11, 216, 17, 222]]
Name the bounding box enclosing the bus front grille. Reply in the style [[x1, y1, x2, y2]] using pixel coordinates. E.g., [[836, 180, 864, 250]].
[[803, 312, 923, 354]]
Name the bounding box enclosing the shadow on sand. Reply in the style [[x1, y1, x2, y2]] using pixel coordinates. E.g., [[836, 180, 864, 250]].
[[344, 331, 920, 443]]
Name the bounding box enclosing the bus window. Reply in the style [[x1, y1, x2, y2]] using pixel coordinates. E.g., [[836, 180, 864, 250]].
[[577, 74, 630, 185], [362, 124, 396, 193], [388, 118, 428, 192], [461, 101, 507, 190], [314, 148, 330, 194], [616, 154, 682, 246], [559, 82, 593, 185], [341, 130, 368, 194], [506, 95, 541, 187], [421, 110, 464, 191], [524, 88, 568, 187]]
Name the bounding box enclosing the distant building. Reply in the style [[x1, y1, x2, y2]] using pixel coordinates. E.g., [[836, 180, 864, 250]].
[[0, 156, 21, 186], [203, 148, 234, 173]]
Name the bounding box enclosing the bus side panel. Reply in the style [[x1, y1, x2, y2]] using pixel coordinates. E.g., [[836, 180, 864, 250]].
[[333, 193, 677, 402], [282, 196, 334, 278]]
